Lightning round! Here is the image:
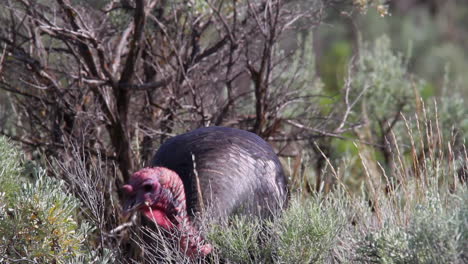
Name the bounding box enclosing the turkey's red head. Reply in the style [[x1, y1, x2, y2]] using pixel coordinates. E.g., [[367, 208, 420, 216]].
[[123, 167, 183, 229], [122, 167, 212, 257]]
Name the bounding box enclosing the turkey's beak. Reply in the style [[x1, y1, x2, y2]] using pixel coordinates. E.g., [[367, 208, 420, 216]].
[[122, 184, 144, 216], [123, 197, 145, 217]]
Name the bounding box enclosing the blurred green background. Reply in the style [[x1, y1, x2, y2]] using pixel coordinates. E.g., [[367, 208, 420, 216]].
[[316, 0, 467, 99]]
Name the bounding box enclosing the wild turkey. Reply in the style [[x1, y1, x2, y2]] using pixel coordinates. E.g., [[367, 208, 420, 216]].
[[123, 126, 288, 257]]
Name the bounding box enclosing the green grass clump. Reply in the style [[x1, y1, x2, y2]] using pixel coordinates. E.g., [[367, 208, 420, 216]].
[[0, 137, 96, 264]]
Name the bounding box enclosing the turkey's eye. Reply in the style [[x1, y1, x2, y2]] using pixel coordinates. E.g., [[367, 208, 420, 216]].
[[143, 184, 153, 192]]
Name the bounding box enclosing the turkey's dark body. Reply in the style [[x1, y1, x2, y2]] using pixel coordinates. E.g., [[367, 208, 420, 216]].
[[150, 126, 288, 219]]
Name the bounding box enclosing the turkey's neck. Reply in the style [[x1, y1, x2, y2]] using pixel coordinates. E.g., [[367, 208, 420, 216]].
[[149, 167, 211, 257], [155, 167, 187, 227]]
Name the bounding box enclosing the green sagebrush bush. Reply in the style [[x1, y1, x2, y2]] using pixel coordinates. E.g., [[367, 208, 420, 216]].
[[357, 189, 467, 263], [0, 137, 108, 264], [352, 35, 415, 125], [274, 194, 345, 263], [208, 193, 345, 263]]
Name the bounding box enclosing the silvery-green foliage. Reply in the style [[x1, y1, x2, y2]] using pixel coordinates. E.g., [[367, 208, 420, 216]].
[[0, 137, 97, 264], [353, 35, 416, 120]]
